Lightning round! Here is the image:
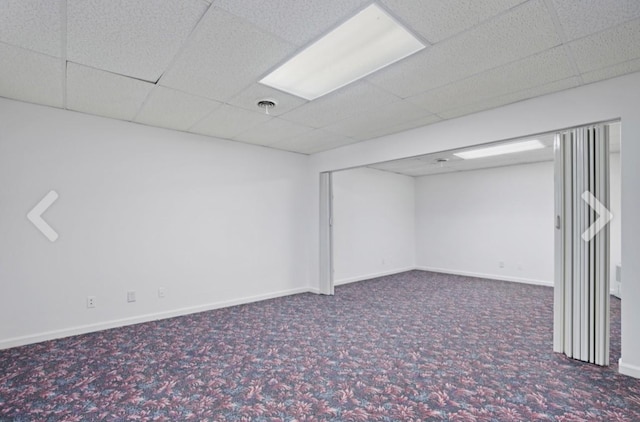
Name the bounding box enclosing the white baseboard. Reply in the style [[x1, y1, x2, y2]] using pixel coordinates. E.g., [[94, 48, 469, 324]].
[[334, 266, 417, 286], [415, 266, 554, 287], [619, 359, 640, 379], [0, 286, 314, 350]]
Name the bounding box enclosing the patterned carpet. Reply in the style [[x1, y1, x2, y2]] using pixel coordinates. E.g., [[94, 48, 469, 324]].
[[1, 270, 639, 421]]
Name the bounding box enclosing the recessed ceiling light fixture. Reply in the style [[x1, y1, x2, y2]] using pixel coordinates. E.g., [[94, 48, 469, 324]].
[[259, 3, 425, 101], [454, 140, 545, 160]]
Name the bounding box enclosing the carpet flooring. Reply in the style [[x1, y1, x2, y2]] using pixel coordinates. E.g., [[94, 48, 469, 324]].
[[1, 270, 639, 421]]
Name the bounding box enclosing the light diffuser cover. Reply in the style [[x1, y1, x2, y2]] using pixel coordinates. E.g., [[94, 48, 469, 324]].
[[259, 4, 425, 100]]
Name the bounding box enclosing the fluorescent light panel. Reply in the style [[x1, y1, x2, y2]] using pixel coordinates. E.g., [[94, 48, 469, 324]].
[[259, 4, 425, 100], [454, 140, 545, 160]]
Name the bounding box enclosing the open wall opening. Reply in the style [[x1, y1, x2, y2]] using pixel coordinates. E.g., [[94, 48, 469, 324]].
[[324, 121, 623, 370], [326, 123, 620, 292]]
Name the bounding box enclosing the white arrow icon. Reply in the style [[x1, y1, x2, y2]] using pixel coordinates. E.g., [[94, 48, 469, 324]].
[[581, 191, 613, 242], [27, 190, 59, 242]]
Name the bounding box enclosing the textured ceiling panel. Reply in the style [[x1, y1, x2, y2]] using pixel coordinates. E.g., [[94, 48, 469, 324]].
[[406, 153, 552, 176], [66, 63, 154, 121], [68, 0, 208, 82], [438, 77, 581, 120], [271, 129, 358, 154], [368, 0, 561, 98], [234, 117, 313, 147], [408, 47, 575, 113], [369, 133, 556, 177], [160, 8, 295, 102], [371, 157, 434, 172], [0, 1, 638, 155], [0, 0, 62, 57], [581, 58, 640, 85], [324, 100, 435, 140], [550, 0, 640, 41], [214, 0, 368, 46], [0, 43, 63, 107], [569, 18, 640, 73], [363, 114, 442, 140], [280, 81, 401, 128], [189, 104, 272, 140], [135, 87, 221, 132], [382, 0, 526, 43], [227, 84, 307, 117]]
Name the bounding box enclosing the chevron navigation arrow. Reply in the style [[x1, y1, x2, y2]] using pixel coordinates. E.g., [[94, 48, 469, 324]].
[[581, 191, 613, 242], [27, 190, 59, 242]]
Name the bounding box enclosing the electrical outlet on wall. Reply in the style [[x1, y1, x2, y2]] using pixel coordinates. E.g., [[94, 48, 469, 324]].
[[87, 296, 96, 308], [127, 291, 136, 303], [499, 261, 505, 268], [158, 287, 166, 298]]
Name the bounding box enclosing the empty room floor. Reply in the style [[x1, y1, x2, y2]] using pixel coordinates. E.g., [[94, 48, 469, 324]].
[[1, 271, 639, 421]]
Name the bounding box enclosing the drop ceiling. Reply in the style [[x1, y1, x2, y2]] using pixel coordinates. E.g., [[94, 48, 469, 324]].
[[368, 122, 621, 177], [1, 1, 639, 155]]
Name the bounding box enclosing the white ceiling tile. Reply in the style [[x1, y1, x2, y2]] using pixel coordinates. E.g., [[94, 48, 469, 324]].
[[189, 104, 272, 140], [160, 8, 295, 102], [280, 81, 401, 129], [550, 0, 640, 41], [135, 87, 222, 131], [68, 0, 208, 82], [438, 77, 580, 120], [66, 63, 154, 121], [214, 0, 369, 46], [369, 133, 555, 177], [233, 117, 314, 147], [226, 83, 307, 117], [381, 158, 429, 170], [569, 18, 640, 73], [408, 47, 575, 113], [0, 43, 63, 107], [0, 0, 635, 154], [581, 58, 640, 85], [382, 0, 526, 43], [270, 129, 357, 154], [356, 114, 442, 141], [0, 0, 62, 57], [368, 0, 561, 98], [323, 100, 434, 140]]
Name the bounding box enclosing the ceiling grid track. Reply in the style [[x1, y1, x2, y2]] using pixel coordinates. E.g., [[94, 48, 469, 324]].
[[153, 3, 214, 89], [542, 0, 585, 85], [132, 0, 217, 122], [1, 1, 639, 154]]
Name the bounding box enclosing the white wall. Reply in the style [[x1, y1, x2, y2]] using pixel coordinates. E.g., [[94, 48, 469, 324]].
[[415, 154, 621, 289], [332, 167, 415, 284], [415, 161, 554, 285], [0, 98, 310, 349], [310, 71, 640, 378]]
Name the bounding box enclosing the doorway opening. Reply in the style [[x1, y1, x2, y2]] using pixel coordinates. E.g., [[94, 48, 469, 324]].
[[319, 121, 622, 367]]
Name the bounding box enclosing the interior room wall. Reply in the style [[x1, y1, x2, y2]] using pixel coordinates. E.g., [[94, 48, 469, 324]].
[[309, 71, 640, 378], [332, 167, 415, 284], [414, 154, 621, 290], [0, 97, 310, 349], [415, 161, 554, 285]]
